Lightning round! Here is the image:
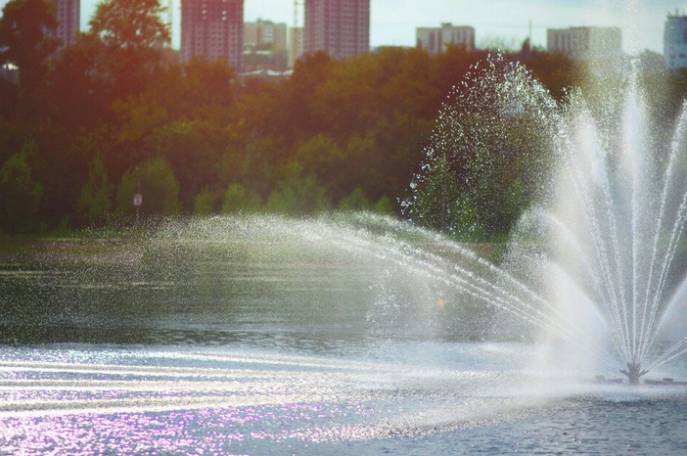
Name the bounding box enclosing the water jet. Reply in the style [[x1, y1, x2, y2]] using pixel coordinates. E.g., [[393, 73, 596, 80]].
[[620, 362, 648, 385], [408, 56, 687, 380]]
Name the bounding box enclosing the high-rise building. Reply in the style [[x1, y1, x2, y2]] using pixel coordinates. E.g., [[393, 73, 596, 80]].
[[665, 13, 687, 70], [416, 23, 475, 54], [52, 0, 80, 49], [304, 0, 369, 60], [181, 0, 244, 70], [288, 26, 304, 67], [546, 26, 622, 60]]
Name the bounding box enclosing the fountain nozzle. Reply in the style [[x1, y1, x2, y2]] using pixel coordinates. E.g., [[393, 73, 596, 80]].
[[620, 363, 649, 385]]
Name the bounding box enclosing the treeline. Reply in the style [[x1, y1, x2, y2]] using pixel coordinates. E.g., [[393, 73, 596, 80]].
[[1, 0, 681, 237]]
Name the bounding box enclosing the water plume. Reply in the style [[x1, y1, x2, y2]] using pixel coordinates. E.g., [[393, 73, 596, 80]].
[[409, 55, 687, 382]]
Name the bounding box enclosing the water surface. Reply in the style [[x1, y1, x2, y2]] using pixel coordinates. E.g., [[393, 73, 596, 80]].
[[1, 237, 685, 455]]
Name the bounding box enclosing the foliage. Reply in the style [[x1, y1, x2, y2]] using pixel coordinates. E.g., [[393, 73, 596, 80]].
[[337, 187, 397, 215], [0, 0, 56, 76], [0, 0, 56, 116], [409, 153, 481, 238], [90, 0, 169, 51], [0, 6, 619, 239], [77, 154, 110, 226], [88, 0, 170, 96], [372, 196, 395, 215], [116, 157, 180, 218], [266, 163, 329, 216], [48, 34, 114, 129], [338, 187, 371, 211], [408, 58, 558, 239], [0, 142, 43, 233], [221, 183, 262, 214], [193, 187, 215, 216]]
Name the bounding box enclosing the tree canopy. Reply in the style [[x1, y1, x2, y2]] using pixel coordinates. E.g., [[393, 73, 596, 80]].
[[3, 0, 680, 241]]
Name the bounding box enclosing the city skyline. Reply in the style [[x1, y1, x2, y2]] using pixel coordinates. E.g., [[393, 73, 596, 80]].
[[0, 0, 685, 53]]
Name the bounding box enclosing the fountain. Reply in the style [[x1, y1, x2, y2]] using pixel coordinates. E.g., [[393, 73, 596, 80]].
[[620, 362, 649, 385], [2, 64, 687, 456], [406, 57, 687, 385], [2, 1, 687, 451]]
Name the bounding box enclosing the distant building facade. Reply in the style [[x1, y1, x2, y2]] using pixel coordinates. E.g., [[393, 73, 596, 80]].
[[181, 0, 244, 70], [304, 0, 369, 60], [665, 13, 687, 70], [52, 0, 80, 49], [243, 20, 289, 72], [416, 23, 475, 54], [546, 26, 622, 60], [244, 19, 288, 51], [288, 26, 304, 67]]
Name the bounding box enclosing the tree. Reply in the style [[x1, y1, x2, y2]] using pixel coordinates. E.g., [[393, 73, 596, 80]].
[[0, 0, 56, 112], [49, 34, 112, 129], [77, 154, 110, 226], [193, 187, 215, 216], [89, 0, 170, 95], [146, 120, 227, 209], [266, 162, 329, 216], [0, 142, 43, 233], [337, 189, 395, 215], [409, 154, 482, 239], [90, 0, 169, 51], [372, 196, 395, 215], [338, 187, 371, 212], [116, 157, 180, 218], [221, 183, 262, 214], [293, 134, 345, 195]]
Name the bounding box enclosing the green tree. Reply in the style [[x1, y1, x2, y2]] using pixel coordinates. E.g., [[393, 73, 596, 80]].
[[338, 187, 371, 212], [410, 153, 481, 238], [90, 0, 169, 50], [0, 0, 56, 113], [221, 183, 262, 214], [294, 134, 346, 195], [372, 196, 395, 215], [89, 0, 170, 95], [266, 162, 329, 216], [77, 154, 110, 226], [116, 157, 180, 218], [49, 34, 112, 129], [0, 143, 43, 233], [193, 187, 215, 216], [146, 120, 228, 209]]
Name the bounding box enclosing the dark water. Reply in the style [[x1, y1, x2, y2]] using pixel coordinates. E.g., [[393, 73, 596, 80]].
[[1, 238, 686, 455]]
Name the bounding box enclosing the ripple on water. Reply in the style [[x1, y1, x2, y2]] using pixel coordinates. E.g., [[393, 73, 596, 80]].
[[0, 345, 685, 455]]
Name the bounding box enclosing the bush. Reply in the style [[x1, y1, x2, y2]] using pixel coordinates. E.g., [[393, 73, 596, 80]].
[[221, 182, 262, 214], [372, 196, 395, 215], [77, 154, 110, 226], [265, 162, 329, 216], [0, 144, 43, 233], [409, 154, 482, 239], [337, 187, 371, 211], [116, 157, 180, 218], [193, 187, 215, 216]]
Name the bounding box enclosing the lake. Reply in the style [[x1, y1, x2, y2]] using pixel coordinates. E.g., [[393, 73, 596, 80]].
[[1, 232, 686, 455]]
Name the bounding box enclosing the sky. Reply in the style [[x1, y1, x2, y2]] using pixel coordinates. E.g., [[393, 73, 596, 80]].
[[1, 0, 685, 54]]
